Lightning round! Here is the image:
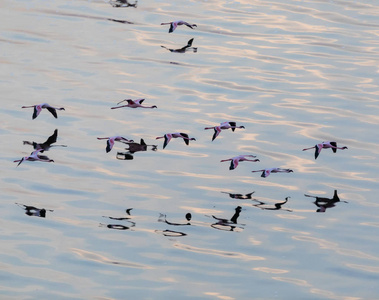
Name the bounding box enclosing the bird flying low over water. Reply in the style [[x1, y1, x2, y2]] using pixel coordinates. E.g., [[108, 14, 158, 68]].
[[111, 98, 157, 109], [204, 121, 245, 141], [22, 103, 65, 119], [302, 141, 348, 159], [14, 149, 54, 167], [23, 129, 67, 152], [156, 133, 196, 149], [251, 168, 293, 178], [97, 136, 134, 153], [220, 155, 260, 170], [160, 20, 197, 33], [161, 38, 197, 53]]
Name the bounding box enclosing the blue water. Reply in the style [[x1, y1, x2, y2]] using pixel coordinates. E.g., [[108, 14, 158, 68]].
[[1, 0, 379, 299]]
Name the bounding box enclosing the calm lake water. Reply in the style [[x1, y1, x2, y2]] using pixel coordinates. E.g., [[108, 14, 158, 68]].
[[1, 0, 379, 299]]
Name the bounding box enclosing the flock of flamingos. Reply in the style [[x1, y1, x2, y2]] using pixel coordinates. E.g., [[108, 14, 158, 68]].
[[14, 19, 349, 225]]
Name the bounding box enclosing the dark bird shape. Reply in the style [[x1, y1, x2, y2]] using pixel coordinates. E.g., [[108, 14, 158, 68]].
[[204, 121, 245, 141], [123, 139, 157, 153], [16, 203, 53, 218], [97, 136, 134, 153], [302, 141, 348, 159], [251, 168, 293, 178], [156, 132, 196, 149], [305, 190, 347, 212], [161, 20, 197, 33], [161, 38, 197, 53], [221, 192, 255, 199], [252, 197, 292, 212], [109, 0, 137, 7], [23, 129, 67, 153], [22, 103, 65, 119]]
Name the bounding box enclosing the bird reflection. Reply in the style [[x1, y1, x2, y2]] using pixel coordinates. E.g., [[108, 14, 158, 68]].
[[252, 197, 292, 212], [107, 18, 133, 24], [157, 213, 192, 237], [305, 190, 347, 212], [16, 203, 53, 218], [23, 129, 67, 153], [161, 38, 197, 53], [211, 206, 243, 231], [116, 138, 158, 160], [158, 213, 192, 226], [221, 191, 255, 200], [109, 0, 137, 7], [100, 208, 135, 230]]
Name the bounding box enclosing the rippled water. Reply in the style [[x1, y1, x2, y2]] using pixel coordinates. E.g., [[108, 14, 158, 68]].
[[1, 0, 379, 299]]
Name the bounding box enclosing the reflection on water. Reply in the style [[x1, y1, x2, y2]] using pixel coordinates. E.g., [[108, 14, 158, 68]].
[[252, 196, 293, 212], [2, 0, 379, 298], [161, 38, 198, 53], [16, 203, 54, 218], [305, 190, 348, 213]]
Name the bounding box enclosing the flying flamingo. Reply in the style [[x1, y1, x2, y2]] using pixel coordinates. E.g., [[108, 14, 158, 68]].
[[161, 38, 197, 53], [302, 141, 348, 159], [14, 149, 54, 167], [160, 20, 197, 33], [204, 121, 245, 141], [251, 168, 293, 178], [23, 129, 67, 152], [97, 136, 134, 153], [21, 103, 65, 119], [111, 98, 157, 109], [220, 155, 260, 170], [156, 133, 196, 149]]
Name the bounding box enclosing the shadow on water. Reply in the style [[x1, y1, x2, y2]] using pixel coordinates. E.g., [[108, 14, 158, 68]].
[[100, 208, 136, 230], [221, 191, 255, 200], [252, 197, 293, 212], [16, 203, 54, 218], [161, 38, 198, 53], [305, 190, 348, 213], [211, 206, 244, 232], [156, 213, 192, 237], [23, 129, 67, 153], [109, 0, 138, 8], [116, 138, 157, 160]]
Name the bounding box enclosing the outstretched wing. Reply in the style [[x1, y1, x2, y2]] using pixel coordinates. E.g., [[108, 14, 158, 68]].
[[163, 135, 171, 149], [330, 141, 337, 153], [106, 139, 114, 153], [169, 22, 177, 33], [314, 144, 322, 159], [44, 129, 58, 146], [180, 133, 189, 145], [230, 158, 239, 170], [212, 127, 221, 141], [46, 107, 58, 118], [32, 106, 42, 119], [229, 122, 236, 132]]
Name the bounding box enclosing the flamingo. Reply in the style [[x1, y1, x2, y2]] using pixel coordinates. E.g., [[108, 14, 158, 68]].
[[251, 168, 293, 178], [16, 203, 54, 218], [160, 20, 197, 33], [111, 98, 157, 109], [21, 103, 65, 119], [204, 121, 245, 141], [23, 129, 67, 152], [302, 141, 348, 159], [220, 155, 260, 170], [123, 139, 157, 153], [97, 136, 134, 153], [14, 149, 54, 167], [252, 197, 292, 212], [161, 38, 197, 53], [156, 133, 196, 149]]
